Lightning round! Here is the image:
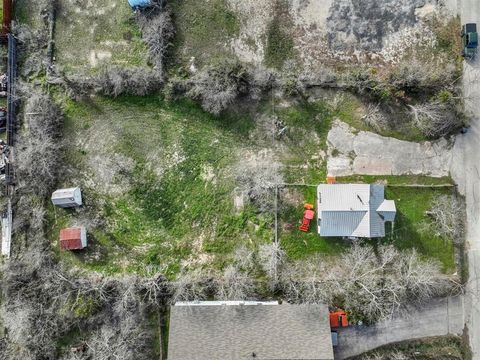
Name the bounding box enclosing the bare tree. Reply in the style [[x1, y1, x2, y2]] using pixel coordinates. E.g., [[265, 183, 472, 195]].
[[85, 308, 152, 360], [388, 59, 458, 94], [16, 93, 63, 198], [361, 103, 389, 132], [280, 254, 336, 305], [136, 5, 174, 77], [233, 245, 255, 271], [280, 244, 454, 322], [14, 22, 50, 78], [140, 273, 169, 306], [428, 194, 466, 245], [249, 66, 275, 100], [215, 265, 255, 301], [186, 59, 250, 115], [258, 242, 285, 289], [295, 67, 339, 95], [96, 66, 162, 97], [16, 136, 61, 197], [170, 269, 211, 303], [66, 66, 162, 98], [236, 149, 283, 211], [409, 102, 462, 138]]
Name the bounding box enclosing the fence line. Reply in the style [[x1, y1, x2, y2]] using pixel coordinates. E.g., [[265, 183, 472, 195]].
[[275, 182, 455, 188], [2, 34, 17, 259]]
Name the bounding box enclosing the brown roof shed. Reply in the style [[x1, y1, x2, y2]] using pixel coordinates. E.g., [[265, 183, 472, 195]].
[[59, 227, 87, 250]]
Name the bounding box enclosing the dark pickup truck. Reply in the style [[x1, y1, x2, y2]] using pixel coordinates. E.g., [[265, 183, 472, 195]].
[[462, 23, 478, 58]]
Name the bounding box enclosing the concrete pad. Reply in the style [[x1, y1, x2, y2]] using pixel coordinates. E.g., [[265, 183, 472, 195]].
[[327, 120, 453, 177], [327, 156, 352, 177], [353, 156, 394, 175], [326, 120, 355, 154]]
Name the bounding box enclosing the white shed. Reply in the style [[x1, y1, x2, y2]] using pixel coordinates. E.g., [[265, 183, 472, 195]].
[[51, 187, 83, 208]]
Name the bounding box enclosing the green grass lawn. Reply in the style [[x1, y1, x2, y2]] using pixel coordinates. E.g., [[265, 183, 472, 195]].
[[272, 95, 363, 185], [338, 174, 454, 186], [339, 104, 428, 142], [47, 90, 457, 277], [279, 176, 456, 273], [169, 0, 239, 70], [343, 176, 456, 272], [264, 1, 295, 69], [383, 186, 455, 272], [48, 92, 362, 278], [54, 0, 148, 73], [49, 94, 352, 278], [47, 95, 271, 277]]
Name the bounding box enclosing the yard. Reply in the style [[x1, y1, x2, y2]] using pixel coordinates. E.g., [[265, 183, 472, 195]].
[[47, 94, 357, 278], [1, 2, 468, 359], [278, 175, 457, 273], [31, 0, 458, 279], [54, 0, 148, 73], [46, 91, 458, 278]]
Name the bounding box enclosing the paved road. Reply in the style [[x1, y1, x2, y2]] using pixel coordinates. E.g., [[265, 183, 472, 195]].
[[450, 0, 480, 359], [334, 296, 465, 359]]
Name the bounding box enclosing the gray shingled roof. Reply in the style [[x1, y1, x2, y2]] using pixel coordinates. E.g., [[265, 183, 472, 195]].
[[317, 184, 396, 238], [168, 303, 334, 360]]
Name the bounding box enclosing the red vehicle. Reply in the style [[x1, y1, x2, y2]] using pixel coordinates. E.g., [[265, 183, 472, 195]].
[[299, 204, 315, 232]]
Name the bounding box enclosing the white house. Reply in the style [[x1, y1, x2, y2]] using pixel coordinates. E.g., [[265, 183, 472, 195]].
[[51, 187, 83, 208], [317, 183, 396, 238]]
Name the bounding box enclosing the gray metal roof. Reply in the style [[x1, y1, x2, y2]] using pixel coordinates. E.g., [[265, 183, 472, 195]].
[[51, 187, 80, 199], [168, 303, 334, 360], [317, 184, 396, 238]]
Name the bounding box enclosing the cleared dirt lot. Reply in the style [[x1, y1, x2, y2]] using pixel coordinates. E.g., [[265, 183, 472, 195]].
[[172, 0, 448, 70]]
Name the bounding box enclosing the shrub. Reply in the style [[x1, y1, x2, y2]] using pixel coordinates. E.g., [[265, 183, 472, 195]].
[[409, 101, 463, 138], [16, 93, 63, 197], [186, 59, 250, 115], [265, 15, 295, 69], [67, 67, 162, 97], [136, 5, 175, 77]]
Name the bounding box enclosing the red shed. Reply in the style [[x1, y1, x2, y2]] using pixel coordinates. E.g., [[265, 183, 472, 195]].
[[59, 227, 87, 250]]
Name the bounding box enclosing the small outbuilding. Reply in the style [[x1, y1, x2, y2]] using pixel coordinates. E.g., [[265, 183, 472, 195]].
[[51, 187, 82, 208], [59, 227, 87, 251]]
